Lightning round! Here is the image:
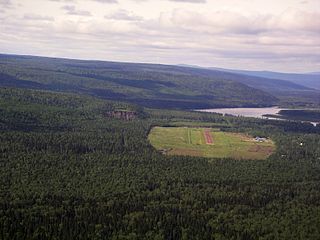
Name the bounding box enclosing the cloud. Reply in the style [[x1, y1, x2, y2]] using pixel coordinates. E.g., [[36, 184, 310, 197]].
[[157, 9, 268, 35], [91, 0, 118, 3], [0, 0, 319, 72], [50, 0, 117, 2], [61, 5, 92, 16], [0, 0, 13, 8], [168, 0, 206, 3], [156, 8, 320, 35], [105, 10, 143, 21], [273, 9, 320, 32], [23, 14, 55, 22], [0, 0, 11, 5], [49, 0, 75, 2], [128, 0, 206, 3]]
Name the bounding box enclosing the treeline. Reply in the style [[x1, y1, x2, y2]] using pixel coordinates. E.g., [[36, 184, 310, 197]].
[[0, 88, 320, 239], [277, 109, 320, 122]]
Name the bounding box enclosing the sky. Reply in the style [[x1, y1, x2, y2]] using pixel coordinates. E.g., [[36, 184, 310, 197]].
[[0, 0, 319, 72]]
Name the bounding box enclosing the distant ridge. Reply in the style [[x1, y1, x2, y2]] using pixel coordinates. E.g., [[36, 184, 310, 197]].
[[207, 67, 320, 90], [1, 53, 319, 108], [0, 53, 278, 109], [178, 64, 314, 91], [308, 72, 320, 75]]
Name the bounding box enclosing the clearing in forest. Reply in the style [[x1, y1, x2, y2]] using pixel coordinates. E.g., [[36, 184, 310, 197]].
[[148, 127, 275, 160]]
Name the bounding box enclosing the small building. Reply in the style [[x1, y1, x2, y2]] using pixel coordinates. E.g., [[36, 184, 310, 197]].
[[255, 137, 266, 142]]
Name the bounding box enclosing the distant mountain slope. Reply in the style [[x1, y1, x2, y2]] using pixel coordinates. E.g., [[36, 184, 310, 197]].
[[179, 64, 312, 92], [179, 64, 320, 107], [206, 67, 320, 107], [0, 54, 278, 109], [209, 67, 320, 90]]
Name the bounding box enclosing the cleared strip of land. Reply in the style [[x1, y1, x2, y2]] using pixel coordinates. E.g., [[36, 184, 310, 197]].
[[148, 127, 275, 160], [204, 129, 213, 144]]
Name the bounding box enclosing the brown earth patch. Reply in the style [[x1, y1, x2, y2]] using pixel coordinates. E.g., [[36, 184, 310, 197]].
[[204, 129, 214, 144]]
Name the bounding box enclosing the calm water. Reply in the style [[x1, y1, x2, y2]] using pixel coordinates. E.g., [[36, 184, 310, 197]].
[[197, 106, 284, 118], [196, 107, 318, 126]]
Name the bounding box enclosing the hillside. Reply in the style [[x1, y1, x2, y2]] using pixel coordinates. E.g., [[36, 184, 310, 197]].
[[180, 64, 320, 107], [206, 68, 320, 107], [208, 67, 320, 90], [180, 64, 312, 91], [0, 54, 278, 109]]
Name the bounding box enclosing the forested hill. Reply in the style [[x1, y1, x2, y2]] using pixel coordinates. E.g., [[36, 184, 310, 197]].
[[179, 64, 320, 107], [0, 54, 278, 109], [209, 67, 320, 90], [180, 64, 311, 92]]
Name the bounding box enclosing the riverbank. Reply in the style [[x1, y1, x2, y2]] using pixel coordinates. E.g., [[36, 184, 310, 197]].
[[195, 107, 319, 127]]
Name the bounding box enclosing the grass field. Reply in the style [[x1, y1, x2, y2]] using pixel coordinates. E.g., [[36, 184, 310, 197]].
[[148, 127, 275, 160]]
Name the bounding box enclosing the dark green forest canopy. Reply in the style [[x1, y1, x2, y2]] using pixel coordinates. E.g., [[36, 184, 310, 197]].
[[1, 87, 320, 239], [2, 54, 320, 108], [271, 109, 320, 122], [0, 54, 280, 109]]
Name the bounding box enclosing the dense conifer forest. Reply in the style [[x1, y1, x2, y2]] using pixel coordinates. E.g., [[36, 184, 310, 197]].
[[0, 54, 283, 109], [1, 87, 320, 239]]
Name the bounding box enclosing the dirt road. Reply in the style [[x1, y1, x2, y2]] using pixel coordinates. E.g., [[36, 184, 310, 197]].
[[204, 129, 213, 144]]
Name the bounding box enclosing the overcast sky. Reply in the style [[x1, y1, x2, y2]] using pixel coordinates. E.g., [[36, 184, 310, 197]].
[[0, 0, 319, 72]]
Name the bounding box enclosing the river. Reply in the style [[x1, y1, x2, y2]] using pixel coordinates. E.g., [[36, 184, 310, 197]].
[[196, 107, 318, 126]]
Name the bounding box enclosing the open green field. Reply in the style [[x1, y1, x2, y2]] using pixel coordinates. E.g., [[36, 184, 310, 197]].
[[148, 127, 275, 159]]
